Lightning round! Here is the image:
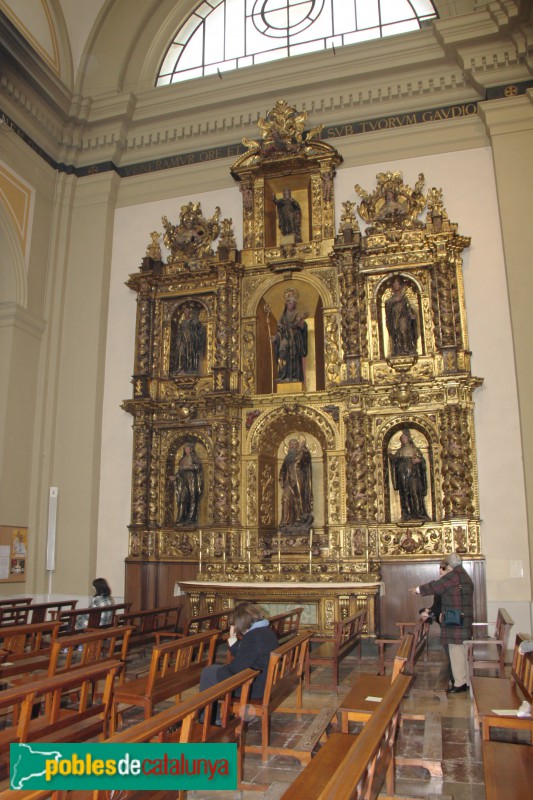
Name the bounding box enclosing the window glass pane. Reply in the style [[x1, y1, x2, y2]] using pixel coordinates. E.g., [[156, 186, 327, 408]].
[[333, 0, 355, 34], [178, 26, 204, 70], [291, 2, 332, 44], [380, 0, 414, 25], [171, 67, 204, 82], [344, 27, 380, 44], [204, 4, 225, 62], [226, 0, 245, 58], [290, 39, 325, 56], [411, 0, 436, 16], [356, 0, 379, 29], [156, 0, 437, 85], [176, 15, 202, 45], [246, 17, 285, 53], [159, 43, 182, 76], [255, 46, 289, 64], [382, 19, 420, 37]]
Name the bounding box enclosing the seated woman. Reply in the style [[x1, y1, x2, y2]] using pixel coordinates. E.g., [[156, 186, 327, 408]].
[[199, 602, 278, 701], [75, 577, 114, 630]]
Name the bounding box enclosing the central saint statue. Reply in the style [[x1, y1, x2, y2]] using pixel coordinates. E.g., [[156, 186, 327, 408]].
[[272, 288, 308, 383], [279, 436, 314, 532]]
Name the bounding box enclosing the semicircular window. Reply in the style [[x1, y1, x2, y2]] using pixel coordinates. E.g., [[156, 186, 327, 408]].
[[156, 0, 437, 86]]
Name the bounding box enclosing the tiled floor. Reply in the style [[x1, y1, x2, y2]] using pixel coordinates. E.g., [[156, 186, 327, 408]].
[[118, 640, 515, 800]]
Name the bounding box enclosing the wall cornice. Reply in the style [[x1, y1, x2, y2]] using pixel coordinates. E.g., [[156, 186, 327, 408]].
[[1, 3, 532, 172]]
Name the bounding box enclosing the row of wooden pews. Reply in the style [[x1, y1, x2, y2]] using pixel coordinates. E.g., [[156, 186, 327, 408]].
[[0, 600, 311, 793], [470, 632, 533, 800]]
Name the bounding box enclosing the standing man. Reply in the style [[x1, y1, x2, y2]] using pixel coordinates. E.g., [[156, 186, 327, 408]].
[[409, 552, 474, 693]]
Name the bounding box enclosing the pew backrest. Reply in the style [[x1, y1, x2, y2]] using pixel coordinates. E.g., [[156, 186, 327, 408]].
[[51, 602, 132, 633], [0, 620, 60, 658], [269, 607, 303, 644], [48, 625, 134, 679], [116, 604, 183, 641], [146, 628, 219, 696], [182, 609, 231, 636], [263, 631, 311, 710]]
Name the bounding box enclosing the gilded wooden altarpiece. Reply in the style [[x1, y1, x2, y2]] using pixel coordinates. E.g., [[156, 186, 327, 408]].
[[123, 101, 483, 625]]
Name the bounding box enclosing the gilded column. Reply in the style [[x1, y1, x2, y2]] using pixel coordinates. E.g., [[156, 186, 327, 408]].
[[440, 405, 475, 519], [345, 411, 377, 522], [213, 422, 230, 524]]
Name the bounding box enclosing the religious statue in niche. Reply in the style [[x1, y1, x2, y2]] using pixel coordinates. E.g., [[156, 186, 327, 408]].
[[272, 288, 308, 383], [170, 305, 206, 375], [385, 277, 418, 357], [171, 442, 204, 525], [272, 188, 302, 242], [279, 436, 314, 533], [389, 429, 430, 522]]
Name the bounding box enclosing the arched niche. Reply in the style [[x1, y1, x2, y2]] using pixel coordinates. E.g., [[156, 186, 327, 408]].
[[163, 433, 212, 528], [377, 273, 424, 360], [256, 279, 325, 394], [383, 424, 435, 524], [249, 405, 337, 533], [168, 299, 208, 377]]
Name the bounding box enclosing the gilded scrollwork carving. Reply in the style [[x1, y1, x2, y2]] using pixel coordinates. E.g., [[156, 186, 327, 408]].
[[324, 313, 341, 386], [345, 411, 377, 523], [131, 423, 150, 525], [241, 321, 256, 395], [247, 461, 258, 525], [135, 294, 152, 376], [440, 405, 476, 519], [259, 463, 275, 527], [213, 423, 230, 524], [327, 456, 340, 525]]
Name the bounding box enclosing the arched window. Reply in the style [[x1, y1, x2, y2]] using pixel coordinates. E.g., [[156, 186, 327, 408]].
[[157, 0, 438, 86]]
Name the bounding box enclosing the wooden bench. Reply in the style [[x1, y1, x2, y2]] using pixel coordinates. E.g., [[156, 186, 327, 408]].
[[0, 601, 78, 627], [0, 597, 31, 607], [482, 740, 533, 800], [269, 607, 303, 644], [0, 660, 123, 781], [116, 603, 183, 650], [338, 632, 414, 729], [235, 630, 311, 763], [0, 621, 61, 679], [471, 632, 533, 740], [182, 609, 231, 636], [337, 632, 443, 778], [305, 610, 366, 692], [51, 602, 132, 634], [87, 668, 259, 800], [375, 618, 431, 676], [464, 607, 515, 679], [110, 628, 219, 732], [280, 672, 414, 800], [27, 599, 78, 624]]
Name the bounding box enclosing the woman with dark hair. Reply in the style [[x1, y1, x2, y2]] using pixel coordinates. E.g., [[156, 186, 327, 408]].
[[75, 577, 114, 630], [199, 602, 278, 702]]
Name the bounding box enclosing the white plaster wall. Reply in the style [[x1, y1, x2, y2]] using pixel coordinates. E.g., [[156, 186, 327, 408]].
[[98, 147, 531, 631]]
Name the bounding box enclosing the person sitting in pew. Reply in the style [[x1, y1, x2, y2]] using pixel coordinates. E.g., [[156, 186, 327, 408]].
[[199, 602, 278, 704], [75, 577, 114, 630]]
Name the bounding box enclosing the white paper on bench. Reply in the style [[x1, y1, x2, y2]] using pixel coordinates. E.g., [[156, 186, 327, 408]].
[[491, 709, 519, 716], [365, 696, 382, 702]]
